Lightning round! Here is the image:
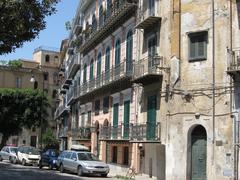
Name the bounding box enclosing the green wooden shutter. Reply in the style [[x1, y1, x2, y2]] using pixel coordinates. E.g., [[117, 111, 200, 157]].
[[90, 60, 94, 80], [97, 53, 101, 77], [113, 103, 119, 138], [105, 47, 110, 81], [123, 100, 130, 139], [147, 95, 156, 140], [126, 31, 133, 74]]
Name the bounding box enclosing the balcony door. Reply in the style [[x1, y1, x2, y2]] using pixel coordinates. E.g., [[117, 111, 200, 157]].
[[123, 100, 130, 139], [113, 103, 119, 138], [147, 95, 156, 140], [148, 0, 155, 16], [148, 36, 157, 71], [105, 47, 110, 82], [126, 30, 133, 75], [115, 39, 121, 78]]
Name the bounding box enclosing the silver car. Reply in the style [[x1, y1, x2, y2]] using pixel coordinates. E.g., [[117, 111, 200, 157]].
[[0, 146, 18, 163], [59, 150, 109, 177]]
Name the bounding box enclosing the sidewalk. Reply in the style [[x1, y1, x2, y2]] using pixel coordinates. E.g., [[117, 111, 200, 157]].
[[108, 168, 157, 180]]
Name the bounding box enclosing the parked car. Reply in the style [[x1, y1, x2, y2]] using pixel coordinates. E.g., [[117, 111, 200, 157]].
[[39, 149, 59, 170], [0, 146, 18, 163], [17, 146, 40, 166], [58, 150, 109, 177]]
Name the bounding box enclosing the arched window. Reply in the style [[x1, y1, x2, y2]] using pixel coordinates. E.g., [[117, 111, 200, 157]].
[[83, 64, 87, 83], [126, 30, 133, 73], [97, 52, 102, 77], [45, 55, 50, 63], [54, 56, 58, 62], [99, 5, 104, 27], [115, 39, 121, 66], [105, 46, 111, 81], [92, 14, 97, 33], [115, 39, 121, 77], [106, 0, 112, 19], [90, 59, 94, 80]]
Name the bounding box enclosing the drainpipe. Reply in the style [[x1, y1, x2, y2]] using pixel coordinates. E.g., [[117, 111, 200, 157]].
[[211, 0, 216, 166]]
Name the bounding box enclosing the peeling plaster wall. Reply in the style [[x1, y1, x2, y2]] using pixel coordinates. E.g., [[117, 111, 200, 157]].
[[164, 0, 234, 180]]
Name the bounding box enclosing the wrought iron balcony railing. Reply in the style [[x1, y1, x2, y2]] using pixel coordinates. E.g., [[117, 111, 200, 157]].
[[68, 54, 80, 79], [99, 124, 130, 140], [136, 4, 161, 29], [130, 122, 161, 142], [133, 55, 164, 83], [71, 127, 91, 140], [80, 0, 137, 55], [58, 126, 68, 138], [77, 61, 132, 98], [99, 122, 161, 142], [227, 48, 240, 76]]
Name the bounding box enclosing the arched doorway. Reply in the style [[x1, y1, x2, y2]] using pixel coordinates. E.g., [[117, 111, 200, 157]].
[[190, 125, 207, 180]]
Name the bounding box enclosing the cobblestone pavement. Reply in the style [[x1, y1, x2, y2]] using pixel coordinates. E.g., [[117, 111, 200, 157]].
[[0, 161, 113, 180]]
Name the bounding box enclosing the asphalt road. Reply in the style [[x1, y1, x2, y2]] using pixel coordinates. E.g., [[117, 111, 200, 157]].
[[0, 161, 113, 180]]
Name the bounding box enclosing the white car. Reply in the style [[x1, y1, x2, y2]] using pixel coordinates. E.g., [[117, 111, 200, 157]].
[[17, 146, 40, 166], [0, 146, 18, 163]]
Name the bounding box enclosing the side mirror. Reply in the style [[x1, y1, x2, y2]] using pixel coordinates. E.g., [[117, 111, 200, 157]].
[[73, 158, 77, 161]]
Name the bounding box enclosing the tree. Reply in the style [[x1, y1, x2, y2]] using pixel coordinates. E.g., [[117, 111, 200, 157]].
[[42, 128, 59, 150], [0, 89, 49, 148], [0, 0, 59, 55]]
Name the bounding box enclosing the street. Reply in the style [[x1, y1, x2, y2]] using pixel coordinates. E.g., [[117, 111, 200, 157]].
[[0, 161, 114, 180]]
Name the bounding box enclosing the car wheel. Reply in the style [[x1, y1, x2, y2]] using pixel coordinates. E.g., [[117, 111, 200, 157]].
[[60, 164, 64, 173], [77, 166, 83, 176], [13, 157, 17, 164], [9, 157, 12, 163], [0, 155, 3, 161], [22, 159, 26, 166], [49, 163, 53, 170], [101, 173, 108, 177]]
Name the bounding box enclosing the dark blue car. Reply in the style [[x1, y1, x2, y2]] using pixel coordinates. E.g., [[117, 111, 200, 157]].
[[39, 149, 59, 170]]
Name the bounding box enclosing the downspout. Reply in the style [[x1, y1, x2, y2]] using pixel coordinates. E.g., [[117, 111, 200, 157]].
[[211, 0, 216, 165]]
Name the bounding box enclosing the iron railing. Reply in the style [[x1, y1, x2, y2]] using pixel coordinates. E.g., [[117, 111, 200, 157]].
[[78, 61, 132, 97], [58, 126, 68, 138], [133, 55, 164, 79], [227, 48, 240, 72], [99, 124, 130, 140], [71, 127, 91, 140]]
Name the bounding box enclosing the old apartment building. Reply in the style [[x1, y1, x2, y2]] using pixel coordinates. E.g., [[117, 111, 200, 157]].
[[0, 47, 60, 148], [55, 0, 240, 179]]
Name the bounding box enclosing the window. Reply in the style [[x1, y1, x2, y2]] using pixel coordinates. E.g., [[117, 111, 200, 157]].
[[83, 64, 87, 83], [95, 100, 100, 115], [149, 0, 155, 16], [105, 46, 111, 81], [92, 14, 97, 33], [71, 153, 77, 160], [45, 55, 50, 63], [103, 96, 109, 114], [65, 152, 72, 159], [126, 30, 133, 73], [115, 39, 121, 66], [99, 5, 104, 27], [16, 77, 21, 88], [106, 0, 112, 18], [97, 52, 102, 77], [90, 59, 94, 80], [43, 73, 49, 81], [81, 113, 85, 127], [189, 31, 208, 61], [87, 111, 91, 125]]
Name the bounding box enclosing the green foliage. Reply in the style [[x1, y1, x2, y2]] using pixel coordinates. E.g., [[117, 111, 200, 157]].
[[65, 21, 72, 31], [42, 128, 58, 146], [8, 60, 22, 68], [0, 88, 49, 148], [0, 0, 59, 55]]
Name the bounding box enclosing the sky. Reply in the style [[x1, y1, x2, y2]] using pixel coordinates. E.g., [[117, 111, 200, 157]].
[[0, 0, 79, 61]]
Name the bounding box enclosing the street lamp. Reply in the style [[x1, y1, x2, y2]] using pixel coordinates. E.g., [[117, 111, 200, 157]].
[[30, 74, 43, 150]]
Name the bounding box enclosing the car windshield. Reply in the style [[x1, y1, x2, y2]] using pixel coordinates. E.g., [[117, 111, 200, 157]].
[[77, 152, 99, 161], [10, 147, 17, 153], [27, 148, 40, 155]]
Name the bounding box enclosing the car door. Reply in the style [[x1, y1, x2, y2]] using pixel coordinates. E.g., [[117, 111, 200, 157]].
[[69, 152, 78, 173], [43, 150, 50, 165], [5, 147, 10, 160], [63, 152, 72, 171], [1, 147, 7, 160]]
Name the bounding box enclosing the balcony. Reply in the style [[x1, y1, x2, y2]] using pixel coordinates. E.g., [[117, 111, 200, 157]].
[[99, 124, 130, 141], [66, 84, 78, 105], [136, 4, 161, 29], [129, 122, 161, 142], [77, 61, 132, 103], [68, 54, 80, 79], [79, 0, 137, 55], [227, 48, 240, 76], [71, 127, 91, 140], [58, 126, 68, 138], [133, 55, 164, 85], [73, 25, 83, 35], [55, 104, 70, 119]]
